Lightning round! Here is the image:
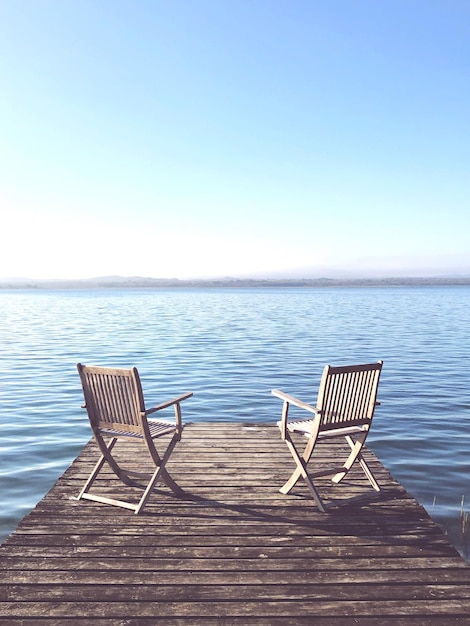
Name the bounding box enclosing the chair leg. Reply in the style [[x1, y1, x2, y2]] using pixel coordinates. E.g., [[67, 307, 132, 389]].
[[280, 435, 315, 493], [77, 436, 145, 503], [90, 430, 148, 486], [331, 434, 380, 492], [135, 433, 184, 513], [77, 429, 184, 513], [280, 435, 327, 513], [144, 432, 184, 496], [76, 452, 107, 501], [357, 453, 381, 491], [77, 437, 120, 501]]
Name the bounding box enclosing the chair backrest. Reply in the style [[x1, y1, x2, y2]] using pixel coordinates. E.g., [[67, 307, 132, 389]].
[[316, 361, 383, 432], [77, 364, 146, 435]]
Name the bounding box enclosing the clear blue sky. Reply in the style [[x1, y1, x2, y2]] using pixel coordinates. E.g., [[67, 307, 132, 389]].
[[1, 0, 469, 279]]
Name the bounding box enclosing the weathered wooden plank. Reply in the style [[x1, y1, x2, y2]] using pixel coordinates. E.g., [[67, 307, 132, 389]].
[[2, 555, 466, 572], [0, 615, 462, 626], [0, 619, 460, 626], [3, 582, 470, 602], [3, 568, 470, 585], [1, 546, 460, 561], [4, 531, 450, 548], [2, 598, 470, 618]]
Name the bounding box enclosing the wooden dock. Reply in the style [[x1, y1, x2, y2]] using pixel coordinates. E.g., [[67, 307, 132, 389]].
[[1, 422, 470, 624]]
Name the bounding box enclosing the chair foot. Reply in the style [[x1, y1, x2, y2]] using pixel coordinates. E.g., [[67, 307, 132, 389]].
[[331, 471, 347, 484]]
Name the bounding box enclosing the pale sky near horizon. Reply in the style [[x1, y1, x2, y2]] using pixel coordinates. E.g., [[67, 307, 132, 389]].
[[1, 0, 469, 280]]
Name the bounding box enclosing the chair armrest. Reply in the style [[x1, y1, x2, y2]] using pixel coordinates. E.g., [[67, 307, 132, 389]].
[[145, 392, 193, 416], [271, 389, 319, 440], [145, 392, 193, 437], [271, 389, 319, 415]]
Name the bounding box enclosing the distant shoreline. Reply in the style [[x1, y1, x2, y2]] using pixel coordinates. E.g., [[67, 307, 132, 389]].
[[2, 276, 470, 289]]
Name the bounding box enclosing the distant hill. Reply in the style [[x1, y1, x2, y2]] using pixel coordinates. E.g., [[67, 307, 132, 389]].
[[1, 275, 470, 289]]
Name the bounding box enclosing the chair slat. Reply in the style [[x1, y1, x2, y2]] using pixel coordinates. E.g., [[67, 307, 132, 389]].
[[319, 363, 381, 430], [85, 370, 142, 431]]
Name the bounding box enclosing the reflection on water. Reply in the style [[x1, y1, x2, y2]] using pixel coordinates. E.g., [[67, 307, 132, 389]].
[[0, 286, 469, 557]]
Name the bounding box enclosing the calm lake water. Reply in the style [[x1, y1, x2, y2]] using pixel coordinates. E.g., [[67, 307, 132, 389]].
[[1, 286, 469, 557]]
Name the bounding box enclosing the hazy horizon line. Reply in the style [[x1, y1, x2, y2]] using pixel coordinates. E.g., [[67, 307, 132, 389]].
[[2, 272, 470, 285]]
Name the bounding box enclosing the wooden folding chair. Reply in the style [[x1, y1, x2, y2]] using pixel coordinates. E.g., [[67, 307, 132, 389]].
[[76, 363, 193, 514], [272, 361, 383, 512]]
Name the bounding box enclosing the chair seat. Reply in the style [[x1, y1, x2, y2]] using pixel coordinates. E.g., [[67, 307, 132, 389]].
[[277, 419, 368, 438], [101, 419, 178, 439]]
